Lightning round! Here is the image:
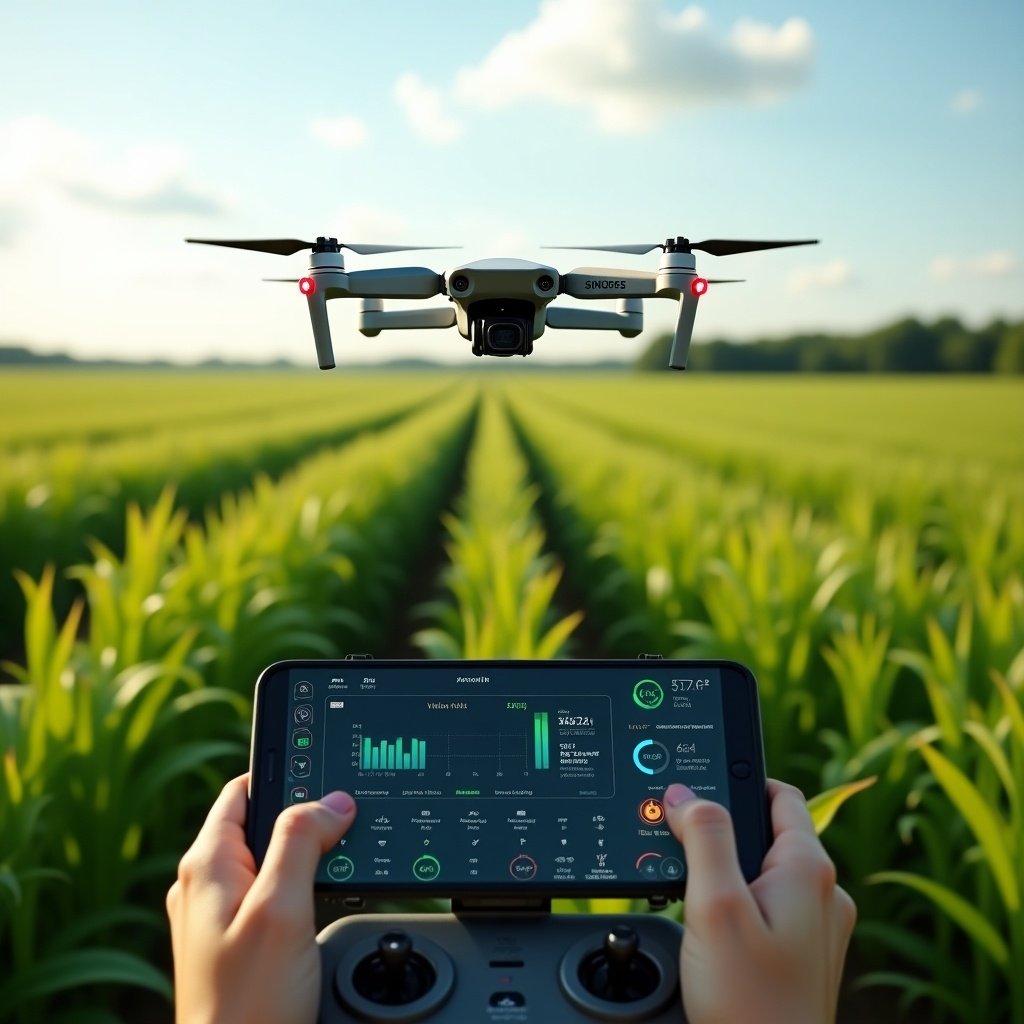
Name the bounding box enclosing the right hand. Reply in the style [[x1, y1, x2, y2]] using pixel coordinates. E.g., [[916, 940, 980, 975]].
[[663, 780, 856, 1024]]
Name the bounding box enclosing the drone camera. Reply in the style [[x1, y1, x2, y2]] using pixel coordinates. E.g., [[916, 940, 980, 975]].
[[469, 298, 535, 357], [445, 260, 561, 358]]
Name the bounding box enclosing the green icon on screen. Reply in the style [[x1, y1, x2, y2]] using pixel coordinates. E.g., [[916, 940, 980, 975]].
[[413, 854, 441, 882], [632, 679, 664, 710]]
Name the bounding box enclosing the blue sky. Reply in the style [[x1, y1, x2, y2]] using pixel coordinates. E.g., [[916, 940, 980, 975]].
[[1, 0, 1021, 366]]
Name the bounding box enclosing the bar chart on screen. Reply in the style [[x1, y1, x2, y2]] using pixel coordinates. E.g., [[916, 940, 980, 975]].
[[341, 694, 614, 797]]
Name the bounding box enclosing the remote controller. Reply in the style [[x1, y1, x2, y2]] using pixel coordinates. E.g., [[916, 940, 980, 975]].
[[247, 659, 767, 1023], [317, 909, 685, 1023]]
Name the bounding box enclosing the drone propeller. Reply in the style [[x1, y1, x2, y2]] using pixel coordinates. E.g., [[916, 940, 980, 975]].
[[544, 237, 818, 257], [547, 243, 661, 256], [186, 236, 458, 256]]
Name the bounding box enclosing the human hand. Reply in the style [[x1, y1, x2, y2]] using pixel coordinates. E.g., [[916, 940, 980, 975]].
[[166, 774, 356, 1024], [663, 780, 855, 1024]]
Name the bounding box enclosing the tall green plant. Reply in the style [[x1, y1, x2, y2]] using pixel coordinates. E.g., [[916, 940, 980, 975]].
[[416, 395, 581, 658]]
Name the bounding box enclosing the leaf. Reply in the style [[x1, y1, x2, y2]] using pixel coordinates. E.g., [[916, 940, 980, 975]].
[[854, 921, 937, 972], [806, 776, 877, 835], [46, 905, 164, 954], [852, 971, 974, 1020], [130, 740, 244, 809], [868, 870, 1009, 967], [918, 742, 1019, 911], [991, 669, 1024, 748], [963, 720, 1015, 804], [536, 610, 584, 661], [0, 867, 22, 906], [0, 948, 171, 1015]]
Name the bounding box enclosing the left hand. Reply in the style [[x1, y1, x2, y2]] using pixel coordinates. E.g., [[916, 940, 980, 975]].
[[166, 774, 357, 1024]]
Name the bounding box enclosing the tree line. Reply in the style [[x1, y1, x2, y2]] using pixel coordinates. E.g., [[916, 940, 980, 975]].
[[637, 316, 1024, 373]]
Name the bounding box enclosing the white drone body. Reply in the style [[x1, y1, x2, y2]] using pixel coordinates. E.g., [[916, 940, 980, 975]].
[[187, 235, 818, 370]]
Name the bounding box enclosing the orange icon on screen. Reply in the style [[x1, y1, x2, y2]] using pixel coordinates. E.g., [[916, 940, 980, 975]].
[[639, 798, 665, 824]]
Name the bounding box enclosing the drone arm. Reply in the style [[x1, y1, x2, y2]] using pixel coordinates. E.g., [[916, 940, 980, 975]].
[[358, 301, 457, 336], [343, 267, 445, 299], [545, 299, 643, 338]]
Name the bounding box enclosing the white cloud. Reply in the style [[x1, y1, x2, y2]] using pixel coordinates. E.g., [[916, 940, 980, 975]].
[[393, 73, 463, 144], [929, 250, 1017, 280], [787, 259, 855, 294], [310, 115, 369, 151], [452, 0, 813, 134], [0, 117, 239, 355], [0, 116, 227, 219], [950, 89, 981, 115]]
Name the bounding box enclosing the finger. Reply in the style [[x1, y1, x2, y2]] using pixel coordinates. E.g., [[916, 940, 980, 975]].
[[238, 791, 356, 936], [829, 885, 857, 1005], [758, 781, 830, 881], [766, 780, 817, 841], [171, 774, 257, 931], [664, 784, 759, 933], [175, 774, 251, 888], [752, 829, 840, 942], [201, 772, 249, 828]]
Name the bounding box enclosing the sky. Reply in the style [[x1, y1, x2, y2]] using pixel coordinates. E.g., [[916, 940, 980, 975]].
[[1, 0, 1022, 367]]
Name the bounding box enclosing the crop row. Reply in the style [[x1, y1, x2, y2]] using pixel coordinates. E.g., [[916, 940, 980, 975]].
[[0, 370, 357, 452], [505, 387, 1024, 1022], [526, 376, 1024, 474], [0, 388, 478, 1022], [525, 377, 1024, 568], [2, 375, 1021, 1021], [415, 393, 581, 659], [0, 378, 448, 660]]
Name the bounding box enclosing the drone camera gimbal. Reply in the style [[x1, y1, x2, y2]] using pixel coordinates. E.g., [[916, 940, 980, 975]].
[[186, 233, 817, 370]]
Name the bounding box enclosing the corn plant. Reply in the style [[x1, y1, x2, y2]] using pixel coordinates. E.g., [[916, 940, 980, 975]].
[[0, 375, 448, 657], [861, 661, 1023, 1023], [0, 389, 479, 1020], [505, 379, 1024, 1019], [415, 394, 581, 658], [0, 570, 197, 1024]]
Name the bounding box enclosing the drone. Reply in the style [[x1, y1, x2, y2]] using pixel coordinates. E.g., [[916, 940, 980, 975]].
[[186, 234, 818, 370]]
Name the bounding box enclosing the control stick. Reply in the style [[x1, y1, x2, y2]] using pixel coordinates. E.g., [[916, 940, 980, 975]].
[[352, 929, 436, 1006], [579, 924, 660, 1003]]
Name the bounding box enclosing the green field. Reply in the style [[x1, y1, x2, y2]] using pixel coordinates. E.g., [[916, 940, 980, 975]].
[[1, 368, 1022, 1023]]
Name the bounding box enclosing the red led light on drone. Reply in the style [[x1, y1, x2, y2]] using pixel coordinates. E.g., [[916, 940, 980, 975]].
[[299, 277, 316, 296], [690, 277, 709, 297]]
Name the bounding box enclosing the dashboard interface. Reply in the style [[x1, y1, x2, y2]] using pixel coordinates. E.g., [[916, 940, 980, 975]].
[[280, 664, 732, 890]]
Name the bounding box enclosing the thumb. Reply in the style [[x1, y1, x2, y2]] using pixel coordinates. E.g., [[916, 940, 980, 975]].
[[242, 791, 356, 929], [663, 783, 756, 924]]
